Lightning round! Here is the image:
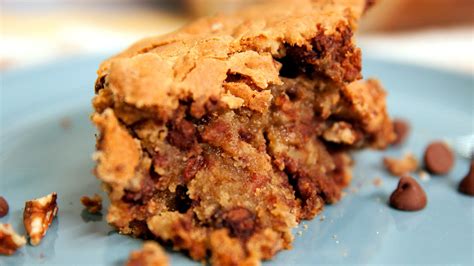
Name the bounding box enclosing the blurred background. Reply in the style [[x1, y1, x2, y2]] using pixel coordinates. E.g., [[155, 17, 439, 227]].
[[1, 0, 473, 74]]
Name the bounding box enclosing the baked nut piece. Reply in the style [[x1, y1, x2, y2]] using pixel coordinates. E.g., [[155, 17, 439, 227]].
[[81, 194, 103, 214], [0, 224, 26, 255], [125, 241, 169, 266], [23, 192, 58, 246], [91, 0, 394, 265], [383, 153, 419, 177]]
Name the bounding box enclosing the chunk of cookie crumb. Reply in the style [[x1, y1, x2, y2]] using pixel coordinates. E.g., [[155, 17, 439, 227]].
[[383, 153, 418, 176], [80, 194, 102, 214], [0, 224, 26, 255], [418, 171, 431, 182], [59, 117, 72, 130], [391, 119, 410, 146], [372, 177, 383, 187], [125, 241, 169, 266], [23, 192, 58, 246]]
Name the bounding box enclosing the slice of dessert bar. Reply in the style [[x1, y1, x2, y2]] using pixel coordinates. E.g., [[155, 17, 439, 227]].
[[91, 0, 394, 265]]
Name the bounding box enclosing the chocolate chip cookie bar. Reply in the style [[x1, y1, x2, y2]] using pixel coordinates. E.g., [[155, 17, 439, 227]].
[[91, 0, 395, 264]]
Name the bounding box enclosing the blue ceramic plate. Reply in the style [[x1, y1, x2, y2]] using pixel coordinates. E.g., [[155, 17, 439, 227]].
[[1, 55, 473, 265]]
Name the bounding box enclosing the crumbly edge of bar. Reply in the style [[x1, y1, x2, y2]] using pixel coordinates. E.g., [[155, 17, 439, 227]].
[[125, 241, 169, 266]]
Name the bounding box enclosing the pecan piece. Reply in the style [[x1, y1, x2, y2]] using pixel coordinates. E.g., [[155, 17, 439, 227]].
[[183, 155, 205, 183], [23, 192, 58, 246], [221, 207, 256, 239], [80, 194, 103, 214], [383, 153, 418, 177], [0, 224, 26, 255]]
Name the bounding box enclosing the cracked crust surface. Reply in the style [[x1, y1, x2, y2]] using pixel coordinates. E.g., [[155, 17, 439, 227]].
[[91, 1, 393, 265], [94, 0, 368, 121]]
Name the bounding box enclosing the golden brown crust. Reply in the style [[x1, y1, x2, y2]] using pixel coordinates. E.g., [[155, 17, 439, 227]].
[[95, 0, 366, 121]]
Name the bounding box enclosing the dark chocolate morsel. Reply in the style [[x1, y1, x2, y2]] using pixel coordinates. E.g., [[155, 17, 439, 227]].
[[391, 118, 410, 146], [389, 176, 427, 211], [423, 141, 454, 175], [458, 161, 474, 196], [0, 196, 8, 218]]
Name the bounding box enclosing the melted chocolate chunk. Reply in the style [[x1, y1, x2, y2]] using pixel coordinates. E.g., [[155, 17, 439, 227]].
[[167, 119, 197, 150], [175, 186, 192, 213], [221, 207, 256, 239]]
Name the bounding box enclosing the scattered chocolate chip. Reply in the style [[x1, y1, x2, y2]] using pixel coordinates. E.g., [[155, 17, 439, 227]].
[[222, 207, 256, 239], [458, 161, 474, 196], [389, 176, 427, 211], [391, 119, 410, 146], [0, 196, 9, 218], [423, 141, 454, 175]]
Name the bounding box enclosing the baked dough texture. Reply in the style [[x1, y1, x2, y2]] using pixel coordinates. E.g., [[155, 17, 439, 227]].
[[92, 0, 394, 265]]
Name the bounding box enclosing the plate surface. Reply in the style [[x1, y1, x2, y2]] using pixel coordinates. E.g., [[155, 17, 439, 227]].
[[1, 55, 473, 265]]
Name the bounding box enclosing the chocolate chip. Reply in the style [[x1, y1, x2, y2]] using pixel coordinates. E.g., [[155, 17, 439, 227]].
[[364, 0, 377, 12], [174, 185, 192, 213], [183, 155, 205, 183], [167, 119, 196, 150], [423, 141, 454, 175], [94, 75, 106, 93], [458, 161, 474, 196], [0, 196, 9, 217], [222, 207, 256, 239], [389, 176, 427, 211], [238, 129, 253, 143], [391, 119, 410, 146], [122, 175, 156, 204]]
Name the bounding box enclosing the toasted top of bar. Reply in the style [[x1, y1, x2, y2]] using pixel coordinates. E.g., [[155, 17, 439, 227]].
[[95, 0, 368, 120]]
